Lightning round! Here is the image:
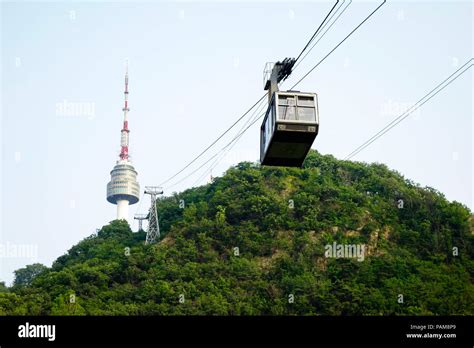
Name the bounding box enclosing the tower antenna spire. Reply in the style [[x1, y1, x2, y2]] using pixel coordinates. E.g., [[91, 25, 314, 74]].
[[120, 60, 130, 161]]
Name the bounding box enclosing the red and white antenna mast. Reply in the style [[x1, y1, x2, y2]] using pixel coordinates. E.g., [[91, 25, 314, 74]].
[[119, 60, 130, 161]]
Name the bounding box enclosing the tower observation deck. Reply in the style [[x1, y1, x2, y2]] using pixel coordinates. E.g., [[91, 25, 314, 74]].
[[106, 65, 140, 220]]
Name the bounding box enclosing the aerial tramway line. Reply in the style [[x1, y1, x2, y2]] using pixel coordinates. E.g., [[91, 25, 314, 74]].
[[136, 1, 389, 242]]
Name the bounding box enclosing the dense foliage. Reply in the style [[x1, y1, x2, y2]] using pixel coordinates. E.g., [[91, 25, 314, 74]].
[[1, 150, 473, 315]]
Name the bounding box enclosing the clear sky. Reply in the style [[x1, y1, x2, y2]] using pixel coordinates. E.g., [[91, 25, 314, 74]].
[[1, 0, 472, 284]]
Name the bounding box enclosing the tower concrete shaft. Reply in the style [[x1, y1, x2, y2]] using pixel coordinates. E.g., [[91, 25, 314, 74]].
[[117, 199, 129, 220]]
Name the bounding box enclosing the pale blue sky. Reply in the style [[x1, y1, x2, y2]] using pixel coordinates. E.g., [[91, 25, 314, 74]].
[[1, 1, 472, 284]]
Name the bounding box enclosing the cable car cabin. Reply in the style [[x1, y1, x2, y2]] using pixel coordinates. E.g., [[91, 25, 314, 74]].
[[260, 91, 319, 167]]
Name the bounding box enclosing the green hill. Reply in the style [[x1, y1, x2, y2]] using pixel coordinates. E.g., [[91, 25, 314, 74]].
[[1, 150, 473, 315]]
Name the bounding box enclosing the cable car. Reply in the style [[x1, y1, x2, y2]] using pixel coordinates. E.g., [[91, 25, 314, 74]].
[[259, 59, 319, 167], [260, 91, 319, 167]]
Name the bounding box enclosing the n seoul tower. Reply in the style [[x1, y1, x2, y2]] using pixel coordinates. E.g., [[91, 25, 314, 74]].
[[106, 64, 140, 220]]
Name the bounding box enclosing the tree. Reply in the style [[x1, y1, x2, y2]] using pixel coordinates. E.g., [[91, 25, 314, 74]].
[[13, 263, 48, 287]]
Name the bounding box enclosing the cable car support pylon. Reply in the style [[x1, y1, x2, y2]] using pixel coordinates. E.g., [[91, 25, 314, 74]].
[[144, 186, 163, 244]]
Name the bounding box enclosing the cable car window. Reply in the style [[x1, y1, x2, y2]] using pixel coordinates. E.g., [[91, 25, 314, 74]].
[[296, 106, 316, 122], [278, 95, 295, 105], [297, 96, 315, 107], [279, 105, 296, 120], [263, 117, 269, 151], [263, 105, 274, 152]]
